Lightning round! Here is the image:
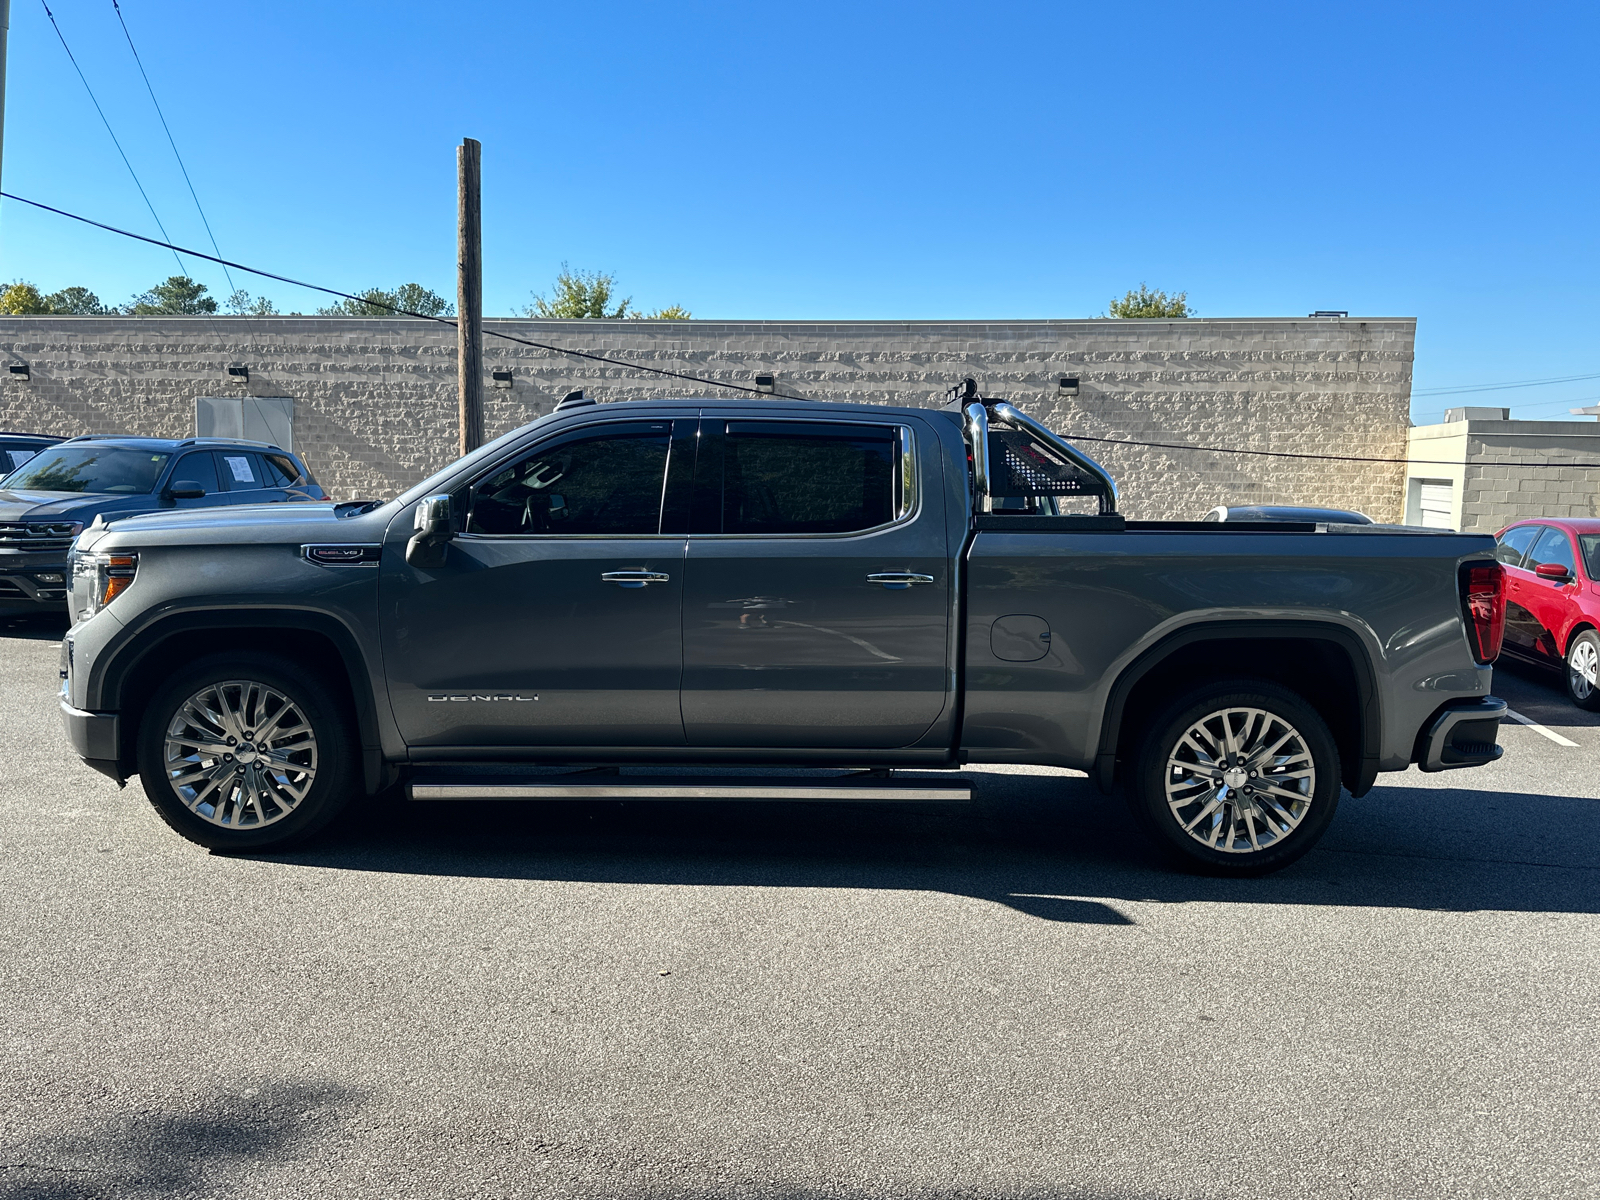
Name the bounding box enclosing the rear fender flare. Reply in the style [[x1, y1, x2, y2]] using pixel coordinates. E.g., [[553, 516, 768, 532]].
[[1093, 620, 1382, 797]]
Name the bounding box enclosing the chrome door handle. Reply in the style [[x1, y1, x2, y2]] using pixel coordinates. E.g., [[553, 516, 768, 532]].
[[601, 571, 671, 588], [866, 572, 935, 590]]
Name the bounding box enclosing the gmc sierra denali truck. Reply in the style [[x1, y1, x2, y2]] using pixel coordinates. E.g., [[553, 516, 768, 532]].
[[58, 387, 1509, 875]]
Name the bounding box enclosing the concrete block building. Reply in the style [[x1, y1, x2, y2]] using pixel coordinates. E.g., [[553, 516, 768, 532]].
[[1, 315, 1416, 521], [1405, 407, 1600, 533]]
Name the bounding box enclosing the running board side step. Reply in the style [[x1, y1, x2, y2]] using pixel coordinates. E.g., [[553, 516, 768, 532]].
[[407, 773, 972, 803]]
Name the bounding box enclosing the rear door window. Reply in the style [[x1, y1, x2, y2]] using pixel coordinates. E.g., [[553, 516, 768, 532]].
[[1526, 527, 1577, 577], [171, 452, 221, 494], [217, 451, 264, 491], [1494, 524, 1541, 568], [716, 421, 898, 535]]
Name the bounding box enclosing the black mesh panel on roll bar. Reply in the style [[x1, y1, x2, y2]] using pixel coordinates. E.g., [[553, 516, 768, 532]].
[[987, 427, 1103, 497]]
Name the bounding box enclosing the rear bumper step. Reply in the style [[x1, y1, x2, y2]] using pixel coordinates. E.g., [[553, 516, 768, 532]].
[[1418, 696, 1507, 772], [407, 772, 972, 803]]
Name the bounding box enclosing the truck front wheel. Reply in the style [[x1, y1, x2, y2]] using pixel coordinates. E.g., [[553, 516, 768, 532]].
[[1128, 681, 1341, 876], [135, 652, 357, 851]]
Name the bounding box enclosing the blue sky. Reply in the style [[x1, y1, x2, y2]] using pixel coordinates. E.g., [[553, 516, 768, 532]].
[[3, 1, 1595, 422]]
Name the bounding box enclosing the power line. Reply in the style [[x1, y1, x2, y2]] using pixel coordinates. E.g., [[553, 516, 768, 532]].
[[39, 1, 186, 276], [1060, 430, 1600, 470], [109, 0, 236, 298], [8, 187, 1600, 467], [0, 190, 772, 395], [1413, 371, 1600, 396]]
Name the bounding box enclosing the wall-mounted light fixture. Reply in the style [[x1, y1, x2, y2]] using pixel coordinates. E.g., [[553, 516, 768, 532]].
[[491, 369, 513, 389], [1309, 311, 1348, 318], [1058, 376, 1079, 396], [8, 364, 29, 382], [227, 366, 249, 383], [754, 373, 776, 394]]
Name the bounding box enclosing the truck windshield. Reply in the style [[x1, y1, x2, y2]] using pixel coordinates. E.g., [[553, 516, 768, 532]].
[[1, 446, 171, 494], [1580, 535, 1600, 580]]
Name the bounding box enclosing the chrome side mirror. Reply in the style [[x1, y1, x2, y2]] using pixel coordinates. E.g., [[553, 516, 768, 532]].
[[406, 493, 454, 567]]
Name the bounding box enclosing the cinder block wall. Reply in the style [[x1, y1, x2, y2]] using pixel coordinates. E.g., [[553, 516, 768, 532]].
[[0, 316, 1414, 520], [1456, 421, 1600, 532]]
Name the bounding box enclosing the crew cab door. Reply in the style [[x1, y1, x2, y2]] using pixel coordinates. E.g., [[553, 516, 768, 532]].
[[680, 415, 953, 748], [380, 418, 691, 749], [1520, 526, 1581, 661]]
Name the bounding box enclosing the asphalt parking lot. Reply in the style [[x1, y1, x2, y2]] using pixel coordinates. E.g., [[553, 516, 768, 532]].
[[1, 611, 1596, 1200]]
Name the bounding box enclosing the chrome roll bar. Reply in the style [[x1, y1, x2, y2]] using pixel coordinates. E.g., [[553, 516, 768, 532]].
[[962, 403, 993, 514], [989, 402, 1119, 514]]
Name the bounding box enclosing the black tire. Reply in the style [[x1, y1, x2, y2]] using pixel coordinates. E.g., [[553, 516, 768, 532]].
[[1127, 679, 1342, 877], [136, 652, 358, 851], [1564, 629, 1600, 711]]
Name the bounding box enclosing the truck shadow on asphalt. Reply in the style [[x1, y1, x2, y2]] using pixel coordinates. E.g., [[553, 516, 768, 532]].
[[0, 1080, 358, 1200], [262, 770, 1600, 924]]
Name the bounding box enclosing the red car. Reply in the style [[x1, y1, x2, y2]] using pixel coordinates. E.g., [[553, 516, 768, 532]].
[[1494, 518, 1600, 708]]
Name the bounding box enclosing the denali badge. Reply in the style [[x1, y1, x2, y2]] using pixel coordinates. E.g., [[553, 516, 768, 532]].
[[427, 693, 539, 702]]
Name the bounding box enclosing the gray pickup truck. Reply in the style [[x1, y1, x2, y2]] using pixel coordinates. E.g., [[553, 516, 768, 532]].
[[58, 387, 1509, 875]]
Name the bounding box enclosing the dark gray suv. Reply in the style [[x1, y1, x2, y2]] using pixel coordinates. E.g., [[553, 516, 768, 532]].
[[0, 435, 324, 613]]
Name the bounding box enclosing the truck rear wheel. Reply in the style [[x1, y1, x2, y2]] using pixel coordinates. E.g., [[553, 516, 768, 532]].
[[135, 652, 357, 851], [1128, 680, 1341, 876]]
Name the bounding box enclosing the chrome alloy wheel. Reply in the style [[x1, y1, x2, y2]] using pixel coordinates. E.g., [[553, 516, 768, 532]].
[[162, 680, 318, 829], [1570, 639, 1598, 702], [1163, 706, 1315, 854]]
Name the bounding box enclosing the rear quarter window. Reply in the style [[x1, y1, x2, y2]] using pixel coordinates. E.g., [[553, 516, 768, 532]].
[[261, 453, 310, 487]]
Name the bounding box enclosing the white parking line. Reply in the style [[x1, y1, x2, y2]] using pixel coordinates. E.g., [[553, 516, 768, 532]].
[[1505, 709, 1581, 747]]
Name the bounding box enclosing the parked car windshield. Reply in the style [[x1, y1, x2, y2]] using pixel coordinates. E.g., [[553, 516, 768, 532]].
[[0, 446, 171, 494], [1580, 535, 1600, 580]]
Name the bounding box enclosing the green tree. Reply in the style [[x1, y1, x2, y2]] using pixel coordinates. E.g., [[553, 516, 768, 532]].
[[128, 275, 218, 315], [224, 289, 280, 316], [522, 265, 633, 319], [317, 283, 453, 317], [634, 304, 692, 320], [0, 282, 52, 314], [1106, 284, 1192, 318], [44, 286, 110, 315]]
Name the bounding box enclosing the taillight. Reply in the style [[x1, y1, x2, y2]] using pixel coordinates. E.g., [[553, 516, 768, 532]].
[[1460, 560, 1505, 664]]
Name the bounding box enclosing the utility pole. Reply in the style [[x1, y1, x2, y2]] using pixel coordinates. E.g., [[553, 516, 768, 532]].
[[0, 0, 11, 217], [456, 137, 483, 457]]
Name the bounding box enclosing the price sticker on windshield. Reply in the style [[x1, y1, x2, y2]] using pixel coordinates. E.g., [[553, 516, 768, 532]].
[[223, 455, 255, 484]]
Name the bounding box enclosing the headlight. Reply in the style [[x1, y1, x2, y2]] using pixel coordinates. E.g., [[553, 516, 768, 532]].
[[22, 521, 83, 540], [71, 549, 138, 620]]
